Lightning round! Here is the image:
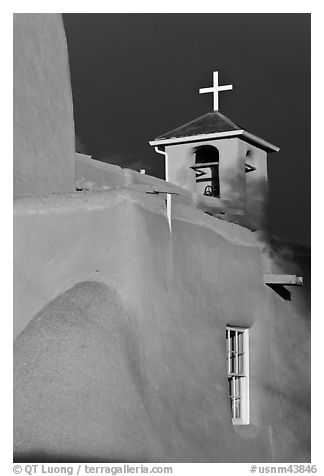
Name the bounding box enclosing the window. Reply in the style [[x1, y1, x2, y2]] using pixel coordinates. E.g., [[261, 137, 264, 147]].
[[191, 145, 220, 198], [226, 326, 249, 424], [245, 150, 256, 174]]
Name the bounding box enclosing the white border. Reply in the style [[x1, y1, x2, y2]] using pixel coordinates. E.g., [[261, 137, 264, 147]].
[[4, 6, 319, 474]]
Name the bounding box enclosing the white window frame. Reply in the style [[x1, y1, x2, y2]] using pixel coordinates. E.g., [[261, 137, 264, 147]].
[[226, 326, 250, 425]]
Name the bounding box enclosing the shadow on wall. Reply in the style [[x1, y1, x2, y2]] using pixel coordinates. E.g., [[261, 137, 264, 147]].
[[233, 172, 268, 230], [14, 281, 164, 463], [201, 167, 268, 230], [257, 230, 311, 312], [217, 166, 310, 312], [266, 283, 291, 301], [211, 169, 310, 311], [219, 151, 246, 207]]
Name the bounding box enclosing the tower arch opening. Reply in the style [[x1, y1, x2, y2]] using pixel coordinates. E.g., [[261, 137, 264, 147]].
[[194, 145, 220, 198]]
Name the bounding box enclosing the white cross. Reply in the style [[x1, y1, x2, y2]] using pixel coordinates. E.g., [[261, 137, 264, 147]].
[[199, 71, 233, 111]]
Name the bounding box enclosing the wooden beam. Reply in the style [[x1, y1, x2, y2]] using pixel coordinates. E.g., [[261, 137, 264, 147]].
[[264, 274, 303, 286]]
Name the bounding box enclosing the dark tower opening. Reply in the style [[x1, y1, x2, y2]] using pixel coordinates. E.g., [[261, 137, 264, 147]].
[[194, 145, 220, 198]]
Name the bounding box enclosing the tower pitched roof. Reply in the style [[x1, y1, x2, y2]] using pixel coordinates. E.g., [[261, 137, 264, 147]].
[[156, 111, 241, 139], [149, 111, 279, 152]]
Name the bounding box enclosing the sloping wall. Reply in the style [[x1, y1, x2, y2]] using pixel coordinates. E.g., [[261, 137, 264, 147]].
[[75, 153, 125, 190], [13, 190, 310, 462], [13, 14, 75, 198]]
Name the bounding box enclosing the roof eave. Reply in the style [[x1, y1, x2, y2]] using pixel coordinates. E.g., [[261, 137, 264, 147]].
[[149, 130, 244, 147], [241, 131, 280, 153], [149, 129, 279, 153]]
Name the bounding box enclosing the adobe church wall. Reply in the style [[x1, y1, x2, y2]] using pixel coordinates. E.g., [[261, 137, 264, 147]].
[[166, 138, 246, 205], [13, 189, 310, 462], [165, 138, 272, 231], [75, 152, 194, 203], [75, 153, 126, 190], [236, 141, 270, 231], [13, 14, 75, 198]]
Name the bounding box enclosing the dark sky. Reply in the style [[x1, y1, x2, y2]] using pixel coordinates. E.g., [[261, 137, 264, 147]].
[[62, 13, 310, 247]]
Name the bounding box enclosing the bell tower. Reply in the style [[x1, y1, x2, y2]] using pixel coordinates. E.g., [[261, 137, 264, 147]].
[[149, 71, 279, 232]]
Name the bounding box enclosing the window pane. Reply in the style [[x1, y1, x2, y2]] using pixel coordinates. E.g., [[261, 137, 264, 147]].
[[229, 377, 234, 397], [234, 351, 239, 374], [239, 354, 244, 374], [234, 398, 240, 419], [228, 378, 232, 397], [238, 332, 243, 353], [230, 354, 235, 373], [231, 398, 235, 418], [230, 331, 235, 351], [235, 377, 241, 398]]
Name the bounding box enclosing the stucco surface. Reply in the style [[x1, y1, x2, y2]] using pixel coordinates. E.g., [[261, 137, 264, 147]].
[[13, 190, 310, 462], [165, 137, 271, 231], [75, 153, 126, 191], [13, 14, 75, 198]]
